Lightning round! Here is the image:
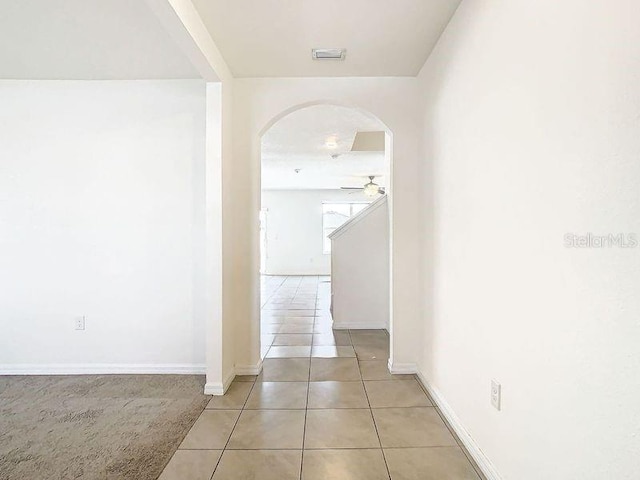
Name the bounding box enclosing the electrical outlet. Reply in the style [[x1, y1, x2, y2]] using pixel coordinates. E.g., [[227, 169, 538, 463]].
[[75, 316, 86, 331], [491, 379, 501, 410]]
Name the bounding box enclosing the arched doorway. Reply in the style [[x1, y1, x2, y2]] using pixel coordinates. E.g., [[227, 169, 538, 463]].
[[256, 102, 395, 370]]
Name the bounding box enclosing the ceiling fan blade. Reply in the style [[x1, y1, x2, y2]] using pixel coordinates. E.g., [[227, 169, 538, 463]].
[[340, 187, 364, 190]]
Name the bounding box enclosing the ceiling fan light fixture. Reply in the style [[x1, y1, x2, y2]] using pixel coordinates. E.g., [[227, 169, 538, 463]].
[[363, 182, 380, 197], [325, 135, 338, 149]]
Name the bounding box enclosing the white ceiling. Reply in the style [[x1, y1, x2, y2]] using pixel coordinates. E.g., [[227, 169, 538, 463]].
[[0, 0, 200, 80], [192, 0, 462, 77], [262, 105, 387, 190]]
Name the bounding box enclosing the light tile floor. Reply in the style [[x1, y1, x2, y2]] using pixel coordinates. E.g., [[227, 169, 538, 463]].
[[159, 275, 482, 480]]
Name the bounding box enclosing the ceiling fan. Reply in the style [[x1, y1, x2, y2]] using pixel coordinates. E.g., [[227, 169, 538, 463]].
[[340, 176, 385, 197]]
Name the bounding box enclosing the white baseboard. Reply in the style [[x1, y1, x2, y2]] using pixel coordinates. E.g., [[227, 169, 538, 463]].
[[235, 359, 263, 376], [333, 322, 388, 330], [203, 383, 223, 395], [204, 361, 263, 395], [0, 363, 206, 375], [387, 360, 418, 374], [415, 370, 502, 480], [204, 368, 236, 396]]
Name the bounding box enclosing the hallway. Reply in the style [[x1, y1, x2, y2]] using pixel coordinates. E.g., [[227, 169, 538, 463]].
[[159, 276, 481, 479], [260, 275, 353, 359]]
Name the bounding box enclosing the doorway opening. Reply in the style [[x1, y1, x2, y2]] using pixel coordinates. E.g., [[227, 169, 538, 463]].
[[258, 103, 393, 363]]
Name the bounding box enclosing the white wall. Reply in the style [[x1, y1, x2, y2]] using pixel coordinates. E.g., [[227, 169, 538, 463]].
[[331, 196, 389, 330], [418, 1, 640, 478], [232, 77, 425, 372], [0, 80, 207, 372], [261, 189, 370, 276]]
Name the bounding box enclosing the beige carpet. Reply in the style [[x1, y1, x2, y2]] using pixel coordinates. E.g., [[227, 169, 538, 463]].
[[0, 374, 210, 480]]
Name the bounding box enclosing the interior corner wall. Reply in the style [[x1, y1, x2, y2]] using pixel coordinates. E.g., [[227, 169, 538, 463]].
[[0, 79, 207, 372], [261, 189, 370, 276], [417, 1, 640, 478], [232, 77, 426, 371]]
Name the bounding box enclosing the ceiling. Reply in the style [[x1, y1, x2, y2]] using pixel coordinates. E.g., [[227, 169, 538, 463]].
[[192, 0, 462, 77], [0, 0, 200, 79], [262, 105, 387, 190]]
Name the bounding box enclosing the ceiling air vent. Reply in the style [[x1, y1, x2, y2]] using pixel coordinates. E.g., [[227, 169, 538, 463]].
[[312, 48, 346, 60]]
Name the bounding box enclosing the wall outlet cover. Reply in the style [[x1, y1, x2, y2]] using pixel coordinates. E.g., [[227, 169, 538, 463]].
[[491, 379, 501, 410]]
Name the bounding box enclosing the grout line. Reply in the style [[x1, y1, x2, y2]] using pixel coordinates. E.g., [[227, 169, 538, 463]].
[[207, 374, 259, 480], [413, 378, 486, 480], [359, 340, 392, 480], [185, 445, 474, 451], [259, 275, 286, 308], [189, 446, 469, 451], [299, 277, 317, 480]]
